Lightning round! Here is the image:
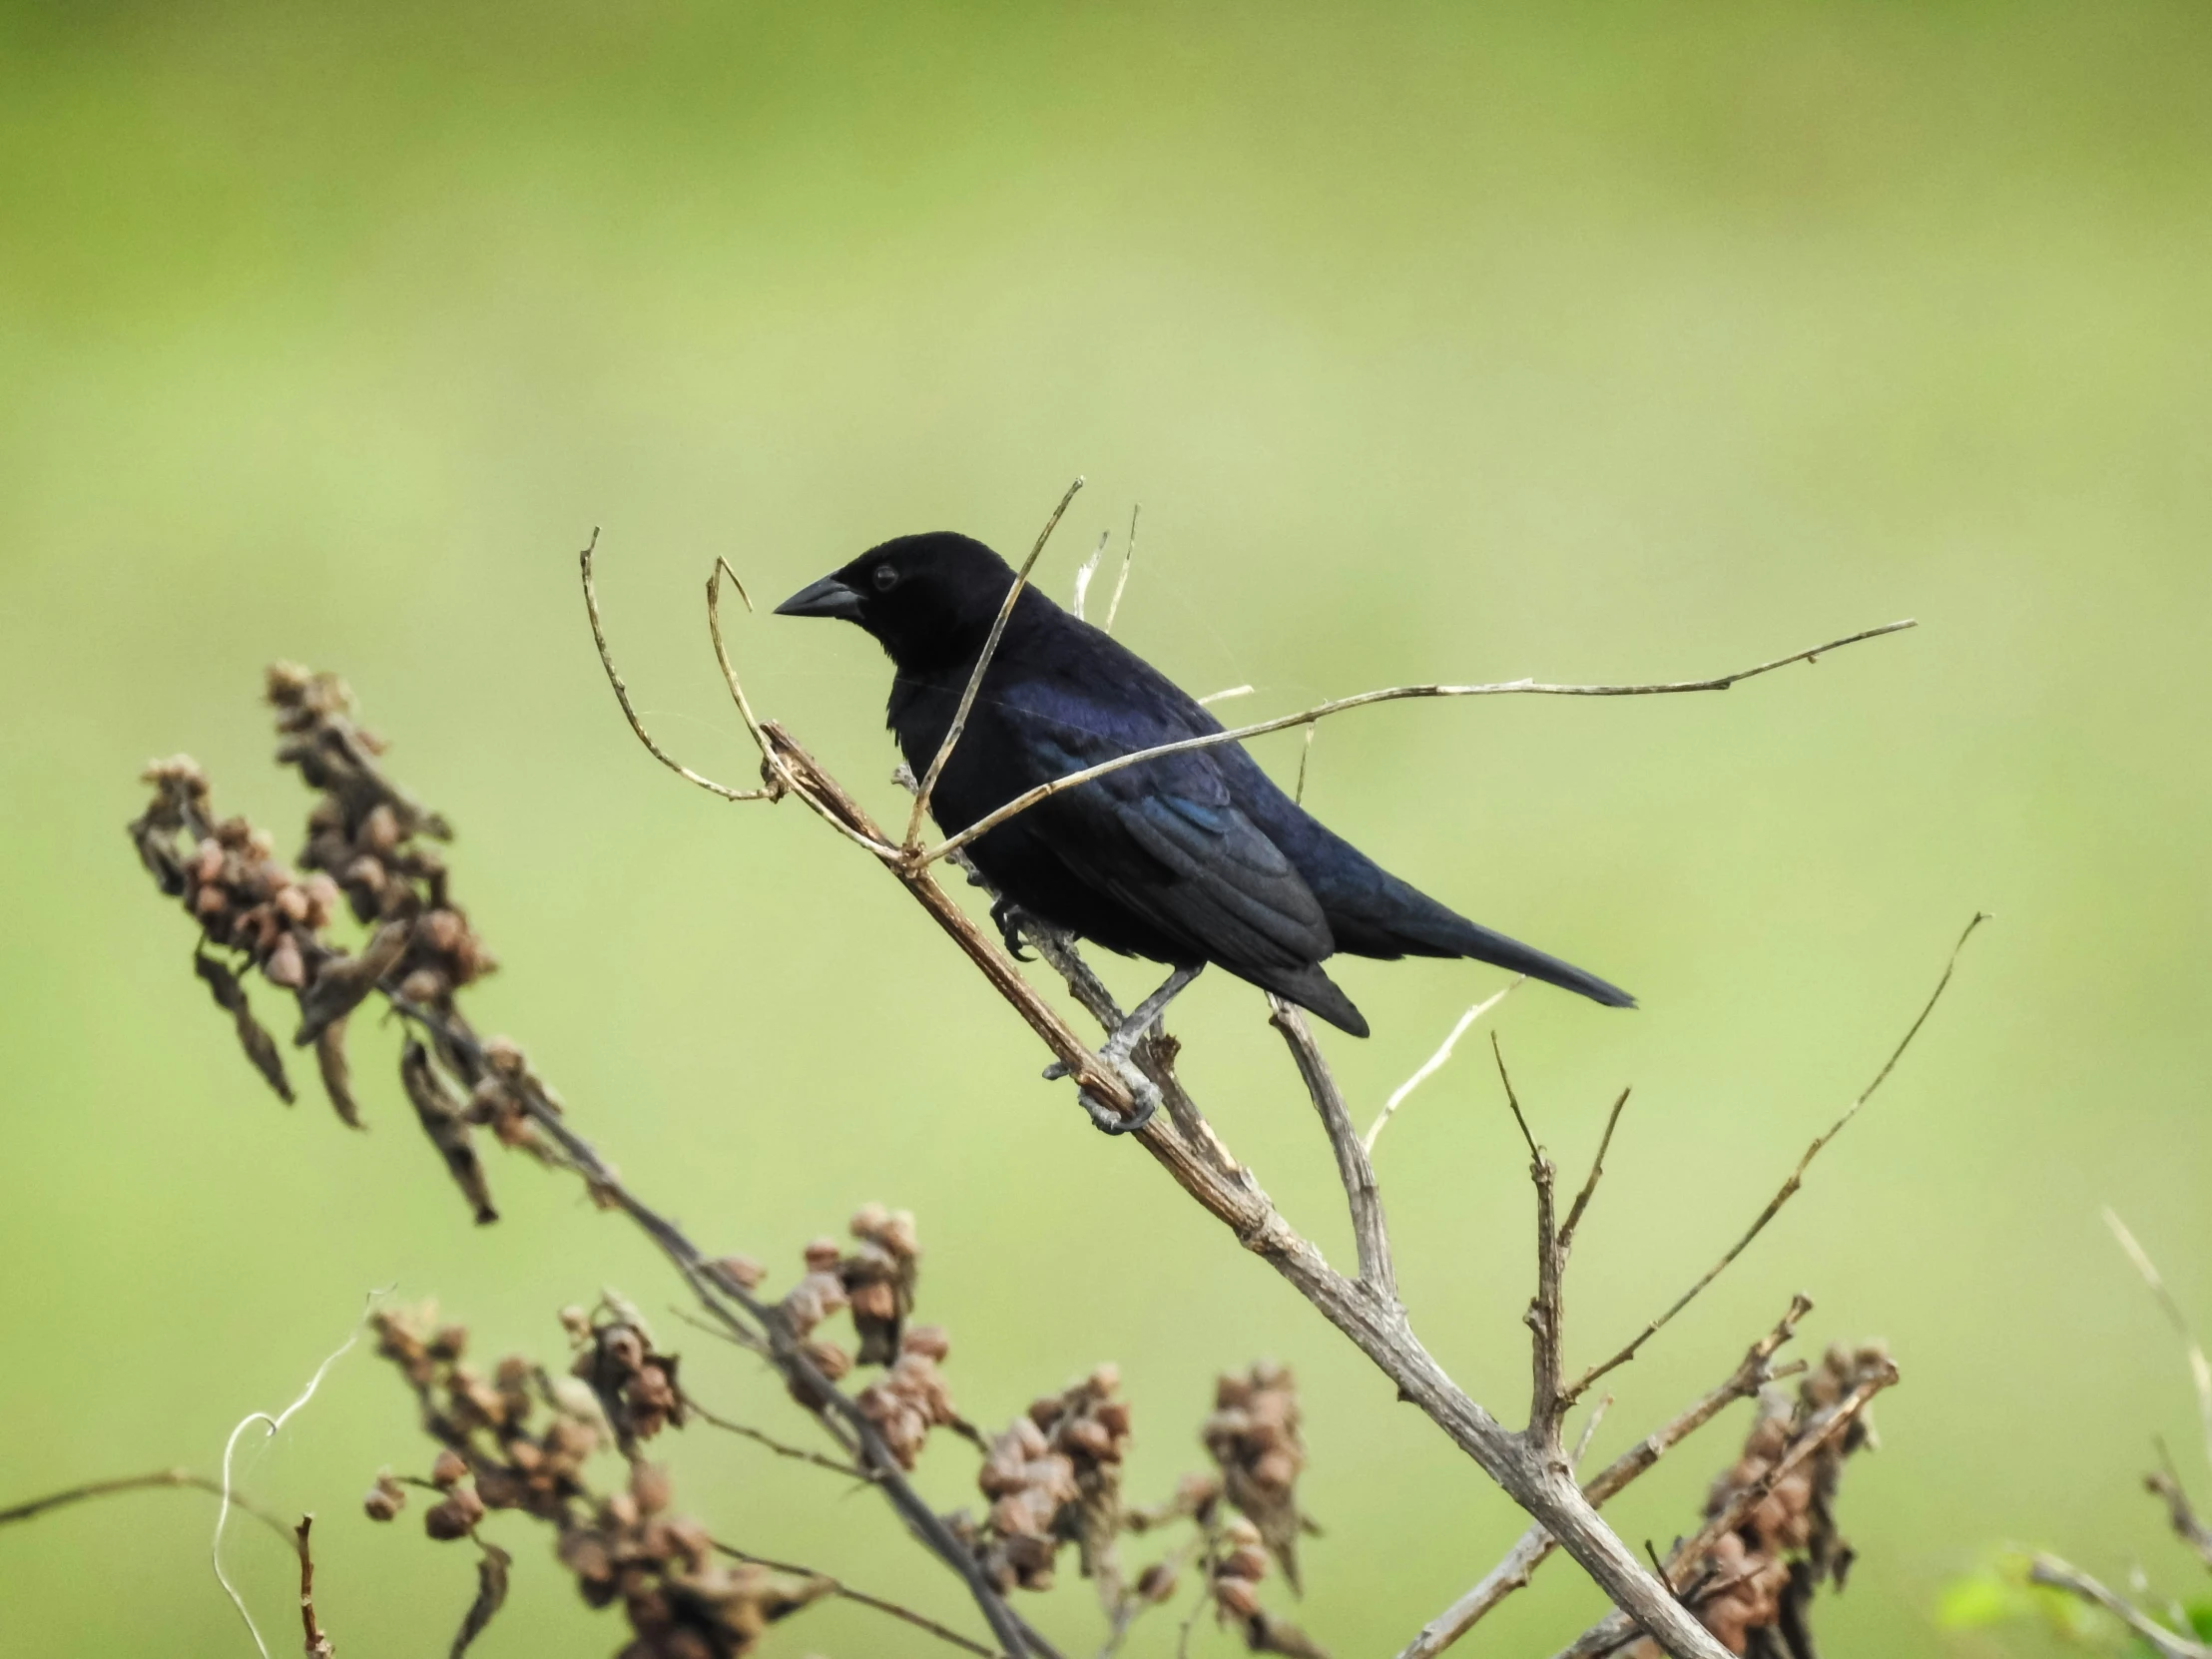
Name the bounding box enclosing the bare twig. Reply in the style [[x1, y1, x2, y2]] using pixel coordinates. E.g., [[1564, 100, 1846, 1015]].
[[1394, 1297, 1812, 1659], [0, 1467, 294, 1543], [1564, 912, 1985, 1404], [1103, 503, 1138, 634], [2149, 1445, 2212, 1571], [1268, 998, 1396, 1302], [1560, 1089, 1633, 1257], [1292, 725, 1316, 806], [904, 476, 1085, 850], [2028, 1553, 2212, 1659], [712, 1540, 1003, 1658], [683, 1394, 875, 1482], [1072, 530, 1108, 621], [579, 533, 778, 805], [921, 620, 1918, 865], [1363, 981, 1521, 1155], [2105, 1209, 2212, 1478], [295, 1515, 334, 1659]]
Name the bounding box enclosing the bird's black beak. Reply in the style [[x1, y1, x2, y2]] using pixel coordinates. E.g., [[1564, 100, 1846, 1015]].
[[773, 573, 865, 621]]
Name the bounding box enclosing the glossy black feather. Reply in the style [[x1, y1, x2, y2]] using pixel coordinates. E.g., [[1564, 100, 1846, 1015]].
[[776, 531, 1633, 1035]]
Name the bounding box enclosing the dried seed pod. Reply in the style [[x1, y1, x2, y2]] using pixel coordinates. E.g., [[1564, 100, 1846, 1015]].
[[363, 1471, 407, 1521], [1203, 1364, 1310, 1592]]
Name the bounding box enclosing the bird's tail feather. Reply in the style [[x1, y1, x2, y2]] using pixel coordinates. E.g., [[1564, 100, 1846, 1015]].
[[1436, 917, 1635, 1008]]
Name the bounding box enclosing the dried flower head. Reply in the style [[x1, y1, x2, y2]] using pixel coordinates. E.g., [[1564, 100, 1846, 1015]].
[[1204, 1362, 1310, 1592]]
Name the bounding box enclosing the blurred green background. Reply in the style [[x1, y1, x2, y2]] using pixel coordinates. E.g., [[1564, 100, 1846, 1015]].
[[4, 2, 2209, 1654]]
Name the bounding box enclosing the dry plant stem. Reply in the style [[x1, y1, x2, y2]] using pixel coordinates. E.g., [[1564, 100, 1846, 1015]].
[[1395, 1298, 1813, 1659], [1561, 1089, 1633, 1256], [1102, 503, 1137, 634], [2028, 1554, 2212, 1659], [711, 1540, 1000, 1659], [2105, 1208, 2212, 1478], [576, 535, 780, 805], [753, 731, 1734, 1659], [1493, 1038, 1570, 1443], [295, 1515, 333, 1659], [0, 1467, 295, 1544], [921, 620, 1918, 865], [1364, 980, 1522, 1156], [1547, 1363, 1897, 1659], [1268, 997, 1396, 1303], [682, 1395, 873, 1482], [903, 475, 1085, 851], [383, 1000, 1045, 1659], [1564, 911, 1986, 1406], [2149, 1449, 2212, 1570]]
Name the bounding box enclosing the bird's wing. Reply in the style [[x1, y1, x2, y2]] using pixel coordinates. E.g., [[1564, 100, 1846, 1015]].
[[991, 678, 1335, 975]]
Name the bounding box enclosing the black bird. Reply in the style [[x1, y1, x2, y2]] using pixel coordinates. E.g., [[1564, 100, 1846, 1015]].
[[778, 532, 1630, 1122]]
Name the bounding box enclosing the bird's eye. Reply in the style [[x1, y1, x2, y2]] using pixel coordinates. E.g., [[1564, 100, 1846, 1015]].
[[871, 564, 898, 593]]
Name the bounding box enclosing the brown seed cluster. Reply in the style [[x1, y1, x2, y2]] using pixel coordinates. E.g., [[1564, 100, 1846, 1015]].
[[1626, 1341, 1890, 1659], [369, 1299, 826, 1658], [976, 1365, 1133, 1592], [368, 1302, 602, 1528], [1203, 1363, 1310, 1591], [557, 1461, 830, 1659], [766, 1208, 942, 1444], [1203, 1513, 1330, 1659], [840, 1203, 920, 1365], [854, 1325, 960, 1469], [129, 671, 542, 1213], [565, 1303, 688, 1453], [271, 663, 495, 1018]]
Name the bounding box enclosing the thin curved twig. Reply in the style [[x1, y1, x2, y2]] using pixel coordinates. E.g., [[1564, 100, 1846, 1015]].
[[579, 532, 779, 805], [2103, 1209, 2212, 1478], [920, 619, 1917, 864], [1364, 980, 1522, 1155], [0, 1467, 296, 1544], [2027, 1555, 2212, 1659], [1562, 911, 1985, 1405], [683, 1394, 874, 1482], [904, 476, 1085, 850]]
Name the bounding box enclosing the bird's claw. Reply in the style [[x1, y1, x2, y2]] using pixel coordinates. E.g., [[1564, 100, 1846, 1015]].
[[989, 897, 1036, 962], [1078, 1078, 1158, 1136]]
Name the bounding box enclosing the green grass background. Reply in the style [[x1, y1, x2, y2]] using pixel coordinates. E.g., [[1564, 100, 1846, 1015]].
[[3, 3, 2209, 1654]]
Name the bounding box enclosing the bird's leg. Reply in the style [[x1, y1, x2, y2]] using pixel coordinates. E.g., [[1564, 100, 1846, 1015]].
[[1044, 964, 1202, 1079], [1096, 963, 1202, 1066]]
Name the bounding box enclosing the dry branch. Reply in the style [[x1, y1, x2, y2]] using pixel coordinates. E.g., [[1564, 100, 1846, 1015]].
[[905, 477, 1085, 850], [567, 547, 1946, 1659], [1394, 1298, 1812, 1659], [2027, 1554, 2212, 1659], [0, 1467, 295, 1544], [922, 620, 1917, 865]]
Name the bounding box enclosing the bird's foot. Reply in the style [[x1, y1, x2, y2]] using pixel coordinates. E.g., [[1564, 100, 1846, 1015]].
[[1043, 964, 1196, 1134], [1077, 1069, 1160, 1135], [989, 895, 1035, 963]]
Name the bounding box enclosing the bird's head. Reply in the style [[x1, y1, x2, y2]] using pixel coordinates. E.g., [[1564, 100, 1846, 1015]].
[[775, 531, 1022, 671]]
